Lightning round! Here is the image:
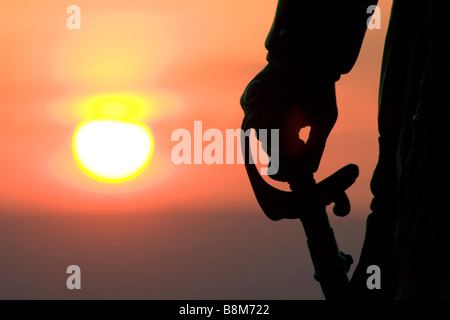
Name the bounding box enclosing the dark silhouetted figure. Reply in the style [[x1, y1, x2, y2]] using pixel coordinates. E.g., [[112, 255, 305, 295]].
[[241, 0, 450, 299]]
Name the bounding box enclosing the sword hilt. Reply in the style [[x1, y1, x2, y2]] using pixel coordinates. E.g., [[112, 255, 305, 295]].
[[241, 114, 358, 300]]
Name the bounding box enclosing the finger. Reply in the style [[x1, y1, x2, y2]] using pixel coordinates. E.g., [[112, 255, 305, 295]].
[[241, 79, 264, 114], [305, 124, 332, 172]]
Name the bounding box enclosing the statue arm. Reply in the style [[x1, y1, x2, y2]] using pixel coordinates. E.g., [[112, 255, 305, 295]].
[[265, 0, 376, 81]]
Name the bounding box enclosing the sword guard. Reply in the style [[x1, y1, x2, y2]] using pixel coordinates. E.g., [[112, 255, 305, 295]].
[[242, 115, 359, 221]]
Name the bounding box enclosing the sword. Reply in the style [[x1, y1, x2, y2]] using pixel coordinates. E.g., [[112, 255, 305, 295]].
[[241, 114, 358, 300]]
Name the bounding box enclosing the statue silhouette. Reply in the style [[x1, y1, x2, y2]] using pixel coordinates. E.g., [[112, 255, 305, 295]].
[[241, 0, 450, 299]]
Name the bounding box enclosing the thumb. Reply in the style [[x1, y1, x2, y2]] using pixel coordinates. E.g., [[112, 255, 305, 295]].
[[305, 123, 334, 173]]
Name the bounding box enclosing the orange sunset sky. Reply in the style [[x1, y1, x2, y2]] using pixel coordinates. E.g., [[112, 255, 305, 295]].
[[0, 1, 392, 299]]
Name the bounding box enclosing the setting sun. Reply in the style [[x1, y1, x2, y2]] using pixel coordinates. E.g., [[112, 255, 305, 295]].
[[72, 120, 154, 183]]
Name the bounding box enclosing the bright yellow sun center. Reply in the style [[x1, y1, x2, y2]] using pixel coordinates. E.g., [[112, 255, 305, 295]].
[[73, 119, 153, 183]]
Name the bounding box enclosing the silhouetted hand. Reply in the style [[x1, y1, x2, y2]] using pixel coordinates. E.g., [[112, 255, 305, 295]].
[[241, 63, 337, 189], [241, 63, 359, 218]]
